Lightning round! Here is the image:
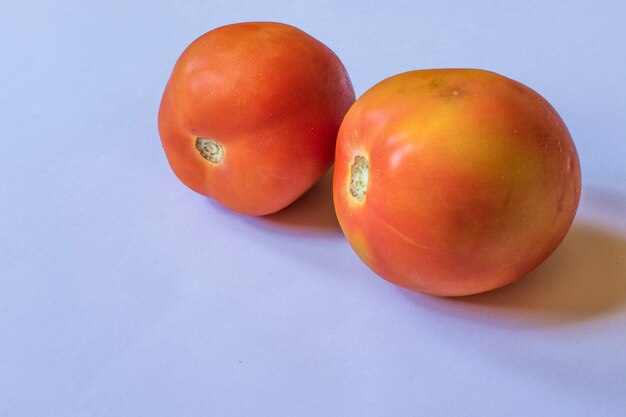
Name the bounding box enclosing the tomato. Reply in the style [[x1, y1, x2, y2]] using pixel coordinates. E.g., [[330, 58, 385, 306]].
[[159, 22, 354, 215], [334, 69, 581, 296]]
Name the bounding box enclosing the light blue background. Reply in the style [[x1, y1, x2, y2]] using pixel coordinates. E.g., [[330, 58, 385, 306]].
[[1, 1, 626, 416]]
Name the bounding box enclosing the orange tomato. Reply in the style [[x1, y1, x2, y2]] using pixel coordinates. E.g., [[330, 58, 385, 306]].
[[159, 22, 354, 215], [334, 69, 581, 296]]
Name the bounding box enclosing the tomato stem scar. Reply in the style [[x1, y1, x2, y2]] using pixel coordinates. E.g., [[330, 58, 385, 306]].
[[349, 155, 369, 201], [195, 138, 224, 163]]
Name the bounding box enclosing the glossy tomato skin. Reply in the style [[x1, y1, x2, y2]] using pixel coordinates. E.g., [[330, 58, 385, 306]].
[[334, 69, 581, 296], [159, 22, 355, 215]]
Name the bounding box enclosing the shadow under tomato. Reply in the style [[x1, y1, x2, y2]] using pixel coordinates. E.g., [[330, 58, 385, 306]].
[[258, 168, 342, 234], [402, 221, 626, 327]]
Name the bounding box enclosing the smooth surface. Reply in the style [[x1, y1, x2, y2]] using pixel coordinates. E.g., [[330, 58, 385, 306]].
[[1, 1, 625, 416], [333, 69, 582, 296]]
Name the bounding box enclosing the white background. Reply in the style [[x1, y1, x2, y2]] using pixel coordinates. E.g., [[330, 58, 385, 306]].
[[1, 1, 625, 415]]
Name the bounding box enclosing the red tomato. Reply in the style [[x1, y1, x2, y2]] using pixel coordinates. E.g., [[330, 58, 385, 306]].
[[159, 22, 354, 215], [334, 69, 581, 296]]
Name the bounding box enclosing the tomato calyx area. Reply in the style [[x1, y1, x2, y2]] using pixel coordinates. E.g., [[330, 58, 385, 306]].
[[349, 155, 369, 202], [195, 137, 224, 163]]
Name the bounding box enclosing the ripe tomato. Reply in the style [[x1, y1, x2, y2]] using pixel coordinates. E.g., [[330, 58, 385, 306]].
[[159, 22, 354, 215], [334, 69, 581, 296]]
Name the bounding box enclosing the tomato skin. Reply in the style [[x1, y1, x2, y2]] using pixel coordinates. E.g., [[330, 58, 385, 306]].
[[334, 69, 581, 296], [159, 22, 355, 215]]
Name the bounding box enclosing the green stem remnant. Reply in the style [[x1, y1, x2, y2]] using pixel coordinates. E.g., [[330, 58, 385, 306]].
[[195, 138, 224, 163], [349, 155, 369, 202]]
